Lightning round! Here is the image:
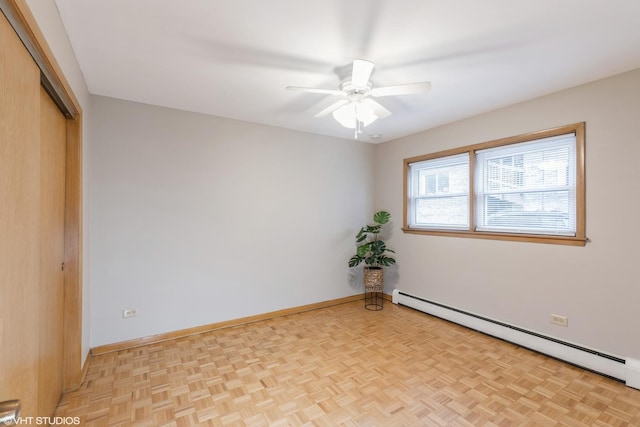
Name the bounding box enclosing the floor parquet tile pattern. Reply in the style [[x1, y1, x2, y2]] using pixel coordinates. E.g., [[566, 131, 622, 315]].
[[55, 302, 640, 426]]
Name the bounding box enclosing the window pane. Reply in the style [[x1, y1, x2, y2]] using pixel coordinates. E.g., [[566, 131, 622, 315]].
[[484, 192, 571, 233], [414, 196, 468, 228], [409, 153, 469, 230], [475, 134, 576, 236]]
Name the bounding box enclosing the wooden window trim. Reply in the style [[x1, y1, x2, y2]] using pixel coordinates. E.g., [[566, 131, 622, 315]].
[[403, 123, 586, 246]]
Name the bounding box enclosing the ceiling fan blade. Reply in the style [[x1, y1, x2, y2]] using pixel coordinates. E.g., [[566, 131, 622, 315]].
[[351, 59, 374, 89], [371, 82, 431, 97], [362, 98, 391, 118], [314, 99, 349, 118], [286, 86, 343, 96]]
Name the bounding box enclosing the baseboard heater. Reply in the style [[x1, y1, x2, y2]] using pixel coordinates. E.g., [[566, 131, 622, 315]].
[[392, 289, 640, 390]]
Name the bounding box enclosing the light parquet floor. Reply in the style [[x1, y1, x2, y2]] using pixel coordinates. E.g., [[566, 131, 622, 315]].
[[55, 302, 640, 426]]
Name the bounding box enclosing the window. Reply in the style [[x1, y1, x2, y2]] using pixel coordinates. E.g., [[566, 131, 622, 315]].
[[403, 123, 586, 245], [408, 153, 469, 230]]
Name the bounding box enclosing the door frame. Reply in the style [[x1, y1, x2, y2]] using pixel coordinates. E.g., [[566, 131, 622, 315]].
[[1, 0, 84, 391]]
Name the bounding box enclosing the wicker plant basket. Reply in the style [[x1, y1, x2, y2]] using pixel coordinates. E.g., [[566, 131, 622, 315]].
[[363, 267, 383, 292]]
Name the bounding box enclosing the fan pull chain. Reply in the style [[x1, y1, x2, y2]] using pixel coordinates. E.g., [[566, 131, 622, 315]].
[[354, 103, 361, 139], [354, 103, 359, 139], [355, 119, 364, 139]]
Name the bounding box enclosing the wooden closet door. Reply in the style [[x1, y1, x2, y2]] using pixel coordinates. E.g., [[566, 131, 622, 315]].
[[0, 9, 42, 418], [0, 11, 67, 418], [38, 85, 67, 416]]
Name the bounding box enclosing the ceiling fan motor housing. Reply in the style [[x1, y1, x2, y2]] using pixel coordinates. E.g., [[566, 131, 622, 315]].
[[339, 81, 372, 100]]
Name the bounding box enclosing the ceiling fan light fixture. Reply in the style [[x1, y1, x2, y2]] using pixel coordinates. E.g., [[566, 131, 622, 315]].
[[332, 101, 378, 129], [355, 102, 378, 126]]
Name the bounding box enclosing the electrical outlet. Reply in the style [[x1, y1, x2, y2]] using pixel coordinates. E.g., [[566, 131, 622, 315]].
[[550, 314, 568, 327], [122, 308, 139, 318]]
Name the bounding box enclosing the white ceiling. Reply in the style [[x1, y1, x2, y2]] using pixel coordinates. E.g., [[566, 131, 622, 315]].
[[54, 0, 640, 143]]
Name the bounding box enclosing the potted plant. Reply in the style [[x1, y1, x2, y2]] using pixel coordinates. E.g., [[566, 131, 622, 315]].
[[348, 211, 396, 290]]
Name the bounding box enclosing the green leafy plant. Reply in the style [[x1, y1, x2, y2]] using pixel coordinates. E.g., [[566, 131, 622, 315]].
[[348, 211, 396, 269]]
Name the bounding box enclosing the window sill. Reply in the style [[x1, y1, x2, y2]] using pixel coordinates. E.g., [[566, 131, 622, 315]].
[[401, 228, 588, 246]]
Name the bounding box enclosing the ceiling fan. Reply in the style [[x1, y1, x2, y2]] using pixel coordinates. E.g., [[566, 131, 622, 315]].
[[287, 59, 431, 138]]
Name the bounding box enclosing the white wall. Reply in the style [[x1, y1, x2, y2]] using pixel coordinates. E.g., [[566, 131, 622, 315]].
[[25, 0, 92, 364], [375, 68, 640, 360], [89, 96, 375, 347]]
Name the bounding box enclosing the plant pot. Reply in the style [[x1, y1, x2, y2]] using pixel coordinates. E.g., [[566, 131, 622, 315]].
[[363, 266, 383, 291], [363, 267, 384, 310]]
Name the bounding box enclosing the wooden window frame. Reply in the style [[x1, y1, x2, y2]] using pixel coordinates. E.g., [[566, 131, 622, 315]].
[[403, 123, 586, 246]]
